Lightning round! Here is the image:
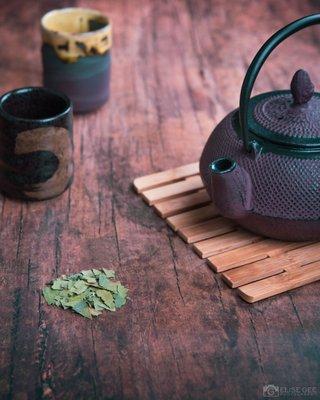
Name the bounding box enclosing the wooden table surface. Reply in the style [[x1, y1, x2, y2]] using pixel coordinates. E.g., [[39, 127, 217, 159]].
[[1, 1, 320, 399]]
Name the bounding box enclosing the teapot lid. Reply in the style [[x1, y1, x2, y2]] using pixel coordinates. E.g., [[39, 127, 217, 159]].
[[247, 70, 320, 147]]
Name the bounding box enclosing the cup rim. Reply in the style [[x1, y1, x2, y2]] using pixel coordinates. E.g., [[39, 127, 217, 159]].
[[0, 86, 72, 123], [41, 7, 111, 38]]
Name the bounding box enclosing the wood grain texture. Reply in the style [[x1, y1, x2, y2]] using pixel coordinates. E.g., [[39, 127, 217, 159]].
[[223, 243, 320, 289], [154, 188, 210, 217], [166, 204, 219, 231], [193, 230, 262, 258], [133, 162, 199, 193], [238, 261, 320, 302], [142, 175, 203, 205], [139, 167, 320, 301], [208, 240, 306, 272], [1, 0, 320, 399], [178, 216, 234, 243]]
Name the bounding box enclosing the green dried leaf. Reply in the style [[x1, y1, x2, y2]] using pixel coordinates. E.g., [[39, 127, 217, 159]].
[[117, 284, 128, 298], [42, 287, 58, 305], [89, 308, 102, 317], [83, 276, 97, 284], [81, 270, 95, 277], [64, 293, 86, 307], [98, 274, 109, 289], [96, 289, 116, 311], [42, 268, 128, 318], [102, 268, 115, 278], [102, 280, 118, 293], [72, 301, 92, 319], [68, 273, 82, 281], [70, 280, 88, 294], [52, 279, 66, 290], [114, 284, 128, 308], [93, 297, 108, 311], [114, 293, 126, 308]]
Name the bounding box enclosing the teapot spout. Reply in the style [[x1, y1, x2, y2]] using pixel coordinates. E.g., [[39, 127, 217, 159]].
[[210, 158, 252, 219]]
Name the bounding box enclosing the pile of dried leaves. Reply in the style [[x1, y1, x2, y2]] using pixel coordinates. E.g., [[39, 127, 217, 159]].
[[42, 268, 128, 319]]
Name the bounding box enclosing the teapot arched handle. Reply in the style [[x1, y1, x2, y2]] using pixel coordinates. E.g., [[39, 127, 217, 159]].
[[239, 13, 320, 152]]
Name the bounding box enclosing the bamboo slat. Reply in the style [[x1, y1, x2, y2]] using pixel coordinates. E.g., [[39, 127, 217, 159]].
[[193, 230, 262, 259], [238, 261, 320, 302], [207, 240, 305, 272], [154, 189, 210, 218], [142, 175, 203, 206], [166, 204, 219, 231], [133, 162, 199, 193], [135, 163, 320, 302], [178, 217, 234, 244]]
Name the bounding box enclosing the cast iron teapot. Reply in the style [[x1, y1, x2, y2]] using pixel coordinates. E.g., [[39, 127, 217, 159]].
[[200, 14, 320, 241]]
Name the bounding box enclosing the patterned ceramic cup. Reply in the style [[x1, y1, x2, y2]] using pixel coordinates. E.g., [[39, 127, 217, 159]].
[[0, 87, 73, 200], [41, 7, 112, 113]]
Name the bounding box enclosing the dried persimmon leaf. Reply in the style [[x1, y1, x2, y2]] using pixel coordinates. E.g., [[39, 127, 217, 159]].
[[42, 268, 128, 318]]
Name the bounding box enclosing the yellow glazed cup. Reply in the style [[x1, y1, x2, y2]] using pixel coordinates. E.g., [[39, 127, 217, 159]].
[[41, 7, 112, 113]]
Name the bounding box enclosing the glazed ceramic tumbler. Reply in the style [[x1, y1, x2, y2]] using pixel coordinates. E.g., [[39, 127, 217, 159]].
[[0, 87, 73, 200], [41, 7, 112, 113]]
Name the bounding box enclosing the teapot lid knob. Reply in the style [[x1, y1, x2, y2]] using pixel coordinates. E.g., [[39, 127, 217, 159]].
[[290, 69, 314, 105]]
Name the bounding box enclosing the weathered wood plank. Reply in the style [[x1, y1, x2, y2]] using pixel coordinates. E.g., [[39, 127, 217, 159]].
[[2, 0, 320, 399]]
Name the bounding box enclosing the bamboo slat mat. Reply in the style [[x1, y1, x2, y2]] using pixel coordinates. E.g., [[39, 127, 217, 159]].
[[134, 162, 320, 302]]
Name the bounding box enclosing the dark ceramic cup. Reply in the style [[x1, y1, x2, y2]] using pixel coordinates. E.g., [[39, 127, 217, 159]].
[[41, 7, 112, 113], [0, 87, 73, 200]]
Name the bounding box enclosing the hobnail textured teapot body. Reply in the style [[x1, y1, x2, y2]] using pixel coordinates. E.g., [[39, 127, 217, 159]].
[[200, 111, 320, 241], [200, 14, 320, 241]]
